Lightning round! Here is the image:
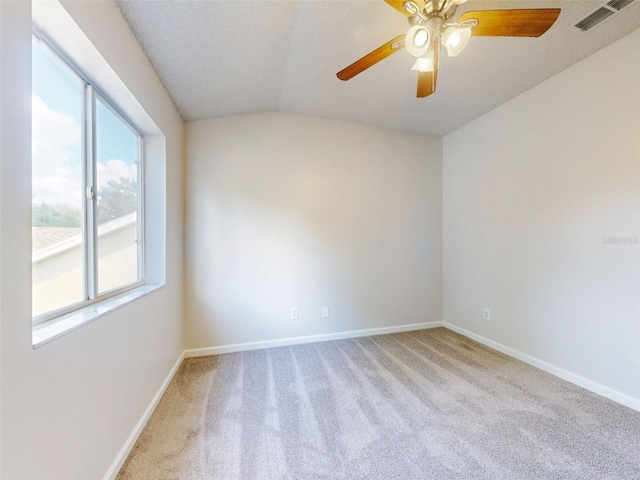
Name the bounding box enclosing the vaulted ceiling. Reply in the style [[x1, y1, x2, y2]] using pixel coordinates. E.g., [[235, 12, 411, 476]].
[[115, 0, 640, 135]]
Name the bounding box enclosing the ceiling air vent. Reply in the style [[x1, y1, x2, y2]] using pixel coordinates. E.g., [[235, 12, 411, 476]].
[[573, 0, 637, 32], [607, 0, 636, 10], [574, 7, 615, 31]]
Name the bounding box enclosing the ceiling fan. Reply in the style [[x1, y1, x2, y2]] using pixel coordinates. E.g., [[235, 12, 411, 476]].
[[337, 0, 561, 98]]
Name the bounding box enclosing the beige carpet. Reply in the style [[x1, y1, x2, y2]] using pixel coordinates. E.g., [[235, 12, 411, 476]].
[[117, 328, 640, 479]]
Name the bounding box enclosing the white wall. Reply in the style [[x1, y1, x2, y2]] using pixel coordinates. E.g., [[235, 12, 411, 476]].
[[443, 29, 640, 402], [185, 113, 442, 348], [0, 2, 184, 479]]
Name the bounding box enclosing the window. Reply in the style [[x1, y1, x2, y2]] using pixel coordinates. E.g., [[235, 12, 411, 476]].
[[32, 34, 144, 324]]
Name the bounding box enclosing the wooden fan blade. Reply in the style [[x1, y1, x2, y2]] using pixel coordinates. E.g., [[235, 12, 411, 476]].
[[417, 43, 439, 98], [384, 0, 425, 17], [337, 35, 405, 81], [417, 72, 435, 98], [457, 9, 561, 37]]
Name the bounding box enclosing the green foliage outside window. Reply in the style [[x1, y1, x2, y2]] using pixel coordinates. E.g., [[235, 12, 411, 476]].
[[97, 176, 137, 225], [32, 177, 137, 228], [32, 202, 81, 227]]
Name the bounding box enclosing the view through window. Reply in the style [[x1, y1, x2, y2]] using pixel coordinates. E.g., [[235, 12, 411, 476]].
[[32, 36, 143, 322]]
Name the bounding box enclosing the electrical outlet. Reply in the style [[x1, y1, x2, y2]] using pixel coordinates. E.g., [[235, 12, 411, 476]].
[[483, 308, 491, 321], [322, 307, 330, 318], [290, 308, 299, 320]]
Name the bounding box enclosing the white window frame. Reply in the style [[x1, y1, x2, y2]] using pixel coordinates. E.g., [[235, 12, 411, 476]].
[[32, 31, 145, 326]]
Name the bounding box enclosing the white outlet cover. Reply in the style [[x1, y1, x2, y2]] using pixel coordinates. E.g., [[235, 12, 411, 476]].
[[291, 308, 299, 320], [322, 307, 330, 318], [483, 308, 490, 321]]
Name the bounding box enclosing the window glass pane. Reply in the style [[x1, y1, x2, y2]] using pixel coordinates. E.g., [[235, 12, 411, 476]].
[[95, 97, 140, 294], [32, 39, 85, 318]]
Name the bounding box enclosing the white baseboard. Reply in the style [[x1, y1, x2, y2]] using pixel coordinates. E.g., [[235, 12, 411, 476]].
[[443, 322, 640, 413], [102, 351, 185, 480], [184, 321, 444, 358]]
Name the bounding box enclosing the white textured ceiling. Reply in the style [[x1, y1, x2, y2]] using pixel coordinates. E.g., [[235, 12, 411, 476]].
[[115, 0, 640, 135]]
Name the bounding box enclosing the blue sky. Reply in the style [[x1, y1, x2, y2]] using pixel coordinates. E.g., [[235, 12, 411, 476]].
[[32, 38, 137, 207], [32, 39, 82, 120], [96, 98, 138, 167]]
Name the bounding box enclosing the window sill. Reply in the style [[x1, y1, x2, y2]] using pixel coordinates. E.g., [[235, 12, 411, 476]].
[[32, 284, 163, 349]]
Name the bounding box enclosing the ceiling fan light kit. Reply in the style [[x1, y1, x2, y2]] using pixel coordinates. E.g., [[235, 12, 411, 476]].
[[337, 0, 562, 98], [411, 50, 435, 72], [405, 24, 432, 57], [441, 23, 473, 57]]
